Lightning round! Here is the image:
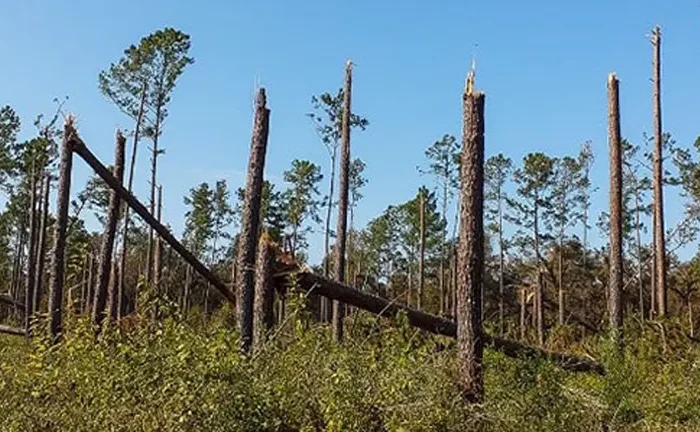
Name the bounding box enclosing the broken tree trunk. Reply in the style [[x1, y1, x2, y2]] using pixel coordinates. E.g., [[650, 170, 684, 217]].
[[253, 234, 275, 351], [236, 88, 271, 352], [34, 173, 50, 314], [92, 131, 126, 331], [333, 60, 353, 343], [651, 25, 668, 317], [608, 73, 624, 344], [458, 77, 485, 403], [275, 270, 605, 375], [48, 119, 75, 341], [70, 130, 234, 304]]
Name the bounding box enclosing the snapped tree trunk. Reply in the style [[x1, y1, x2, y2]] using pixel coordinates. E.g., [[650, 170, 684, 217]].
[[236, 88, 271, 352], [48, 119, 76, 341], [92, 131, 126, 330], [253, 234, 275, 351], [333, 61, 353, 342], [118, 81, 147, 319], [608, 73, 624, 345], [651, 25, 668, 317], [457, 82, 485, 403], [34, 173, 50, 314]]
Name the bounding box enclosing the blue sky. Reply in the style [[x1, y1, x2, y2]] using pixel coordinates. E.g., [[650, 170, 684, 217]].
[[1, 1, 699, 264]]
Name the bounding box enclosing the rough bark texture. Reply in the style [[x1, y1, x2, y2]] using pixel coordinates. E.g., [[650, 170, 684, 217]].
[[118, 81, 148, 319], [236, 88, 271, 352], [651, 26, 668, 317], [48, 120, 75, 341], [153, 185, 163, 300], [92, 131, 126, 330], [457, 87, 485, 403], [146, 98, 163, 286], [333, 61, 353, 342], [253, 234, 275, 350], [275, 270, 604, 375], [34, 173, 50, 314], [71, 134, 234, 303], [24, 162, 38, 334], [608, 73, 624, 343], [107, 261, 120, 323], [322, 145, 337, 323], [418, 189, 426, 310], [535, 200, 544, 346]]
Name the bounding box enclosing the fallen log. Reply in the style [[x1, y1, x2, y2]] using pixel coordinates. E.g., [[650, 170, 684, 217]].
[[0, 293, 25, 311], [0, 324, 25, 337], [275, 269, 605, 375], [70, 137, 234, 304]]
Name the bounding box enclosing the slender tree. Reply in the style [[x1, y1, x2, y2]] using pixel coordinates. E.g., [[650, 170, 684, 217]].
[[24, 159, 38, 334], [33, 173, 50, 314], [418, 188, 426, 310], [236, 88, 270, 352], [608, 73, 624, 344], [458, 73, 485, 403], [282, 160, 323, 259], [651, 25, 668, 316]]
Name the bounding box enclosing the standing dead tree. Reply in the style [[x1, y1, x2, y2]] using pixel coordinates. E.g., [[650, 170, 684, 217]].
[[333, 60, 353, 342], [457, 71, 485, 403], [236, 88, 271, 352], [24, 160, 38, 335], [93, 131, 126, 330], [608, 73, 624, 345], [651, 25, 668, 317], [34, 173, 51, 314], [418, 189, 426, 310], [48, 118, 76, 341]]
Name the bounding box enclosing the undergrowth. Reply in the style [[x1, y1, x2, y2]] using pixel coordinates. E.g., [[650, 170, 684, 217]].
[[1, 303, 700, 431]]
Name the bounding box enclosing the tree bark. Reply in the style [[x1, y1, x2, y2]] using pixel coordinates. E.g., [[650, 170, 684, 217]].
[[236, 88, 271, 352], [651, 25, 668, 317], [253, 234, 275, 351], [457, 85, 485, 403], [333, 61, 353, 342], [92, 131, 126, 330], [34, 173, 50, 314], [534, 196, 544, 346], [634, 186, 645, 320], [146, 94, 164, 286], [153, 184, 163, 317], [608, 73, 624, 345], [558, 234, 564, 326], [118, 81, 147, 319], [48, 120, 75, 341], [499, 187, 505, 335], [107, 260, 119, 324], [418, 188, 426, 310], [520, 287, 526, 340], [24, 160, 38, 335], [322, 145, 337, 323]]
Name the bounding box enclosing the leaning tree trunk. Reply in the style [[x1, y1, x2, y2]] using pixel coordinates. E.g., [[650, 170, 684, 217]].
[[92, 131, 126, 330], [34, 173, 50, 314], [236, 88, 271, 353], [651, 25, 668, 317], [608, 73, 624, 345], [24, 161, 38, 335], [333, 61, 353, 343], [253, 234, 275, 351], [48, 119, 76, 341], [418, 188, 426, 310], [118, 81, 147, 319], [458, 82, 485, 403]]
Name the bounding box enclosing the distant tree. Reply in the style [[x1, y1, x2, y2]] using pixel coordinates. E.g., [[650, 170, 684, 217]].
[[236, 180, 286, 243], [282, 159, 323, 260], [183, 183, 214, 260]]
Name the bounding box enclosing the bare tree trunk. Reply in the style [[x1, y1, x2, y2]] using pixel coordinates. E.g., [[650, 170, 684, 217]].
[[153, 185, 163, 318], [558, 233, 564, 326], [650, 234, 656, 317], [10, 222, 25, 319], [34, 173, 50, 314], [534, 197, 544, 346], [183, 264, 191, 317], [80, 254, 88, 314], [520, 287, 526, 340], [333, 61, 353, 343], [236, 88, 270, 352], [92, 131, 126, 330], [608, 73, 624, 345], [499, 189, 505, 335], [118, 81, 147, 318], [107, 260, 119, 324], [322, 145, 337, 323], [440, 182, 447, 316], [24, 160, 38, 335], [418, 189, 426, 310], [651, 26, 668, 317], [635, 189, 645, 320], [457, 84, 485, 403], [253, 235, 275, 351], [48, 120, 75, 341]]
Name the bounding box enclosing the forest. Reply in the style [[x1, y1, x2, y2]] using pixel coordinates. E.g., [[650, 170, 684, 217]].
[[2, 24, 700, 431]]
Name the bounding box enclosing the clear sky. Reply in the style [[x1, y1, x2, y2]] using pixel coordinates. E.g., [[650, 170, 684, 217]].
[[1, 1, 699, 264]]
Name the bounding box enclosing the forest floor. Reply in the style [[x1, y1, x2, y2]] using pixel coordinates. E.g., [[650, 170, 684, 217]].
[[1, 304, 699, 431]]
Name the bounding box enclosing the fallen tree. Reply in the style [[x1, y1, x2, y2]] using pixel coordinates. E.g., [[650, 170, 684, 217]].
[[0, 324, 25, 337], [274, 268, 605, 375]]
